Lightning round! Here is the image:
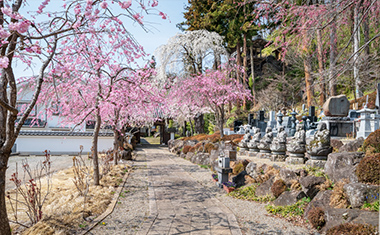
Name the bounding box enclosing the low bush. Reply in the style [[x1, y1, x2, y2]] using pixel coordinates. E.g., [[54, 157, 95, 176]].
[[361, 200, 379, 212], [229, 185, 275, 202], [266, 197, 311, 217], [356, 155, 380, 185], [361, 129, 380, 155], [307, 207, 325, 229], [271, 179, 286, 198], [326, 223, 378, 235]]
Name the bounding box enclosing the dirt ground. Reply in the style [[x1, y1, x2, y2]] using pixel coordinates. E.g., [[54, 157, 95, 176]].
[[6, 155, 92, 191]]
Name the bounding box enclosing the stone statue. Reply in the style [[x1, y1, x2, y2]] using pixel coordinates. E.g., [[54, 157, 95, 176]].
[[287, 123, 306, 154], [306, 122, 332, 160], [258, 127, 273, 153], [248, 127, 261, 151], [270, 126, 287, 161], [270, 126, 287, 151], [239, 129, 251, 149]]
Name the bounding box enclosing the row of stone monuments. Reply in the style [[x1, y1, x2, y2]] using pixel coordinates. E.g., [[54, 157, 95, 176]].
[[239, 122, 332, 167]]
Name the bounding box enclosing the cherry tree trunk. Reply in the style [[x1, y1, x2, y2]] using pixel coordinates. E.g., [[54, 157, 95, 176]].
[[92, 109, 101, 186], [218, 105, 225, 138], [329, 2, 337, 97], [0, 151, 11, 235], [317, 29, 326, 106], [250, 44, 256, 106], [236, 41, 242, 114], [353, 1, 362, 98], [304, 57, 313, 107], [194, 113, 205, 134], [113, 130, 120, 165]]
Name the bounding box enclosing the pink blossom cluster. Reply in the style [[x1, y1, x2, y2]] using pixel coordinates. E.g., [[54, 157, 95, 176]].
[[37, 0, 51, 14], [8, 20, 31, 34], [0, 56, 9, 69], [119, 0, 132, 9]]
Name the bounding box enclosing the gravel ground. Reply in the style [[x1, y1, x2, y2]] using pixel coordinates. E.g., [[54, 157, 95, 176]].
[[168, 152, 317, 235], [89, 152, 150, 235]]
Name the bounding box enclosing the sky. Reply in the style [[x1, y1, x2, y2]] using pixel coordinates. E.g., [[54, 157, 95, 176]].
[[130, 0, 188, 59], [15, 0, 189, 78]]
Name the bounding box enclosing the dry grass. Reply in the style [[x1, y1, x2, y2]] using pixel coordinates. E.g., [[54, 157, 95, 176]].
[[290, 180, 302, 191], [330, 179, 350, 209], [7, 163, 131, 234], [316, 178, 333, 191]]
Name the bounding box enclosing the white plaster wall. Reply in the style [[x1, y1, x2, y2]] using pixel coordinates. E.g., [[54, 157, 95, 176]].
[[15, 136, 114, 155]]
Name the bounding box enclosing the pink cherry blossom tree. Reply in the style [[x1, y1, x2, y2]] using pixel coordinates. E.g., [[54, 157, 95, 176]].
[[0, 1, 162, 233], [168, 63, 252, 138]]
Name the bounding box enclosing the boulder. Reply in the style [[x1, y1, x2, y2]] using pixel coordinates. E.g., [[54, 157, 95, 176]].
[[325, 152, 364, 183], [294, 168, 308, 177], [245, 162, 258, 179], [185, 152, 194, 161], [210, 149, 220, 171], [343, 183, 380, 208], [232, 170, 248, 188], [192, 153, 210, 166], [184, 140, 199, 147], [338, 137, 365, 152], [279, 168, 298, 186], [303, 190, 378, 232], [322, 95, 350, 117], [272, 191, 307, 206], [304, 190, 332, 218], [255, 176, 275, 197], [330, 139, 343, 150], [168, 139, 184, 154], [299, 175, 325, 199], [322, 208, 378, 232]]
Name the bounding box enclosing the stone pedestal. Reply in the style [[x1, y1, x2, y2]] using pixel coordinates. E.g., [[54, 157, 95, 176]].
[[248, 151, 257, 157], [271, 153, 286, 162], [285, 156, 305, 165], [305, 159, 327, 169]]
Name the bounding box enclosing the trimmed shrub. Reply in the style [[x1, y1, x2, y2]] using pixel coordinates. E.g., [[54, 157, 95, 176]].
[[182, 145, 191, 154], [307, 207, 325, 229], [356, 155, 380, 185], [361, 129, 380, 155], [271, 179, 286, 198], [232, 162, 244, 175], [204, 143, 217, 154], [193, 142, 203, 152], [326, 223, 378, 235]]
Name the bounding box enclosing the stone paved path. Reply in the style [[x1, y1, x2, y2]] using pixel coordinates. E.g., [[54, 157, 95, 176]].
[[137, 146, 241, 235]]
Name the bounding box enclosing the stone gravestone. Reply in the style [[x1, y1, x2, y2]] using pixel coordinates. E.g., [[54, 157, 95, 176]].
[[257, 110, 267, 133], [323, 95, 350, 117], [269, 111, 277, 129], [234, 120, 243, 132], [322, 95, 354, 137]]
